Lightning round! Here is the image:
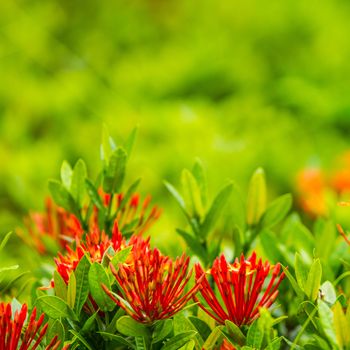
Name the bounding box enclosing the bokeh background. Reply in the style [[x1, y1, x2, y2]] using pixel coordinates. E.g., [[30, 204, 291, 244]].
[[1, 0, 350, 253]]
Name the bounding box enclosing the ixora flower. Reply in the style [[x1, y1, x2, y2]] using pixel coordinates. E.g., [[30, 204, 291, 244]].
[[20, 198, 83, 254], [194, 252, 285, 326], [0, 302, 66, 350], [21, 192, 160, 254], [54, 222, 125, 283], [98, 191, 162, 236], [103, 247, 199, 323]]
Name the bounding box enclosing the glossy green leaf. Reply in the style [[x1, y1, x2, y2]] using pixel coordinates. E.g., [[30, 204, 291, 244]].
[[47, 319, 65, 345], [54, 270, 67, 301], [74, 255, 91, 315], [246, 319, 263, 349], [116, 316, 150, 337], [200, 182, 233, 238], [124, 126, 138, 157], [182, 168, 204, 218], [333, 301, 350, 347], [60, 160, 73, 190], [103, 147, 127, 193], [161, 331, 197, 350], [48, 180, 76, 213], [71, 159, 87, 207], [202, 327, 224, 350], [295, 253, 308, 291], [67, 271, 76, 309], [305, 258, 322, 301], [88, 262, 115, 311], [246, 168, 266, 226], [320, 281, 336, 305], [224, 320, 246, 346], [37, 295, 70, 319], [192, 158, 208, 206], [85, 179, 104, 211], [110, 246, 132, 270], [176, 229, 207, 262], [188, 316, 212, 341], [318, 300, 337, 347], [261, 193, 292, 228], [152, 319, 173, 343]]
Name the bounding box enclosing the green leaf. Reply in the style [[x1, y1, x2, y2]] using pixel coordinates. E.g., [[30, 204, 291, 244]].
[[85, 179, 104, 211], [74, 255, 91, 315], [164, 181, 188, 217], [318, 300, 337, 347], [71, 159, 87, 207], [188, 316, 212, 341], [192, 158, 208, 206], [54, 270, 67, 301], [61, 160, 73, 190], [179, 340, 195, 350], [261, 194, 292, 228], [282, 266, 303, 300], [103, 147, 127, 193], [333, 301, 350, 348], [0, 231, 12, 251], [246, 319, 264, 349], [152, 319, 173, 343], [70, 329, 94, 350], [48, 180, 76, 213], [320, 281, 336, 305], [176, 229, 207, 262], [200, 182, 233, 238], [37, 295, 70, 319], [266, 337, 282, 350], [305, 258, 322, 301], [182, 168, 204, 218], [135, 336, 148, 350], [246, 168, 266, 226], [88, 262, 115, 311], [110, 246, 132, 270], [82, 312, 97, 333], [101, 124, 115, 162], [202, 327, 224, 350], [97, 332, 135, 348], [161, 331, 197, 350], [295, 253, 309, 292], [124, 126, 138, 157], [67, 271, 76, 309], [47, 319, 65, 345], [224, 320, 246, 346], [116, 316, 150, 337]]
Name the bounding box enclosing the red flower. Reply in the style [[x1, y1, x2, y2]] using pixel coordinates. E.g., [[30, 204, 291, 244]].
[[98, 192, 162, 236], [0, 302, 66, 350], [194, 252, 285, 326], [21, 198, 83, 254], [54, 222, 125, 284], [103, 248, 199, 323]]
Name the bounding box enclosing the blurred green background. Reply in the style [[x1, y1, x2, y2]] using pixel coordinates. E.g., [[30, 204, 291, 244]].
[[1, 0, 350, 246]]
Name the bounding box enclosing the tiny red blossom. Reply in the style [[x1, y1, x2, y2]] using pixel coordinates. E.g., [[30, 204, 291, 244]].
[[194, 252, 285, 326], [0, 302, 66, 350], [103, 247, 199, 323]]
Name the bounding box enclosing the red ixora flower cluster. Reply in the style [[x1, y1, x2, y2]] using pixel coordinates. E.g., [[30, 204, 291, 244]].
[[55, 222, 128, 284], [103, 247, 199, 324], [194, 252, 285, 326], [0, 302, 66, 350], [22, 191, 161, 255]]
